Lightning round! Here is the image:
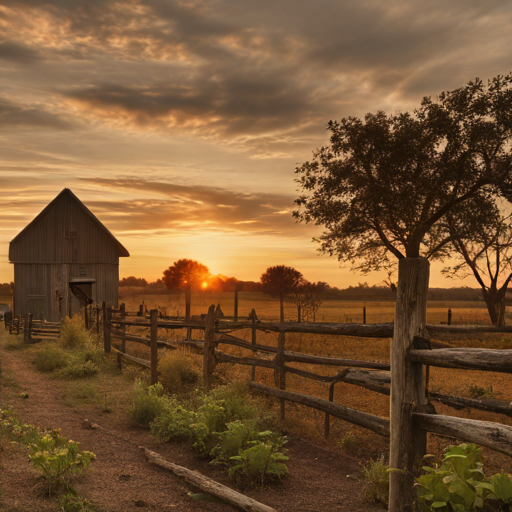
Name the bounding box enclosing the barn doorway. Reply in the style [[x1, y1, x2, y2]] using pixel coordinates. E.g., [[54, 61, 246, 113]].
[[27, 295, 46, 321]]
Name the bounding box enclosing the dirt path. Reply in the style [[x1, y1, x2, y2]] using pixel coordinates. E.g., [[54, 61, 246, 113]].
[[0, 347, 380, 512]]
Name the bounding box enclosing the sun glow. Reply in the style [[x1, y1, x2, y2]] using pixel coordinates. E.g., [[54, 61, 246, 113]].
[[202, 281, 208, 289]]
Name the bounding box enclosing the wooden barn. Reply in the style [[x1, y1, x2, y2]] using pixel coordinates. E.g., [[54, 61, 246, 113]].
[[9, 189, 129, 321]]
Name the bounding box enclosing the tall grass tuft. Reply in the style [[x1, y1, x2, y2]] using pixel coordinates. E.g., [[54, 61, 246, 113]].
[[60, 315, 94, 349], [33, 344, 70, 372], [158, 349, 200, 394]]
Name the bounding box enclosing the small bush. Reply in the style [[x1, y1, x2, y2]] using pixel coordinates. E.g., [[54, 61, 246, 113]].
[[60, 315, 94, 350], [57, 360, 99, 379], [129, 380, 168, 426], [33, 344, 70, 372], [361, 456, 389, 506], [150, 397, 197, 441], [467, 384, 494, 399], [158, 350, 199, 394]]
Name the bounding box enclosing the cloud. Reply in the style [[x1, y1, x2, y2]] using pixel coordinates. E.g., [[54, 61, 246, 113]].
[[79, 177, 311, 238], [0, 41, 40, 63]]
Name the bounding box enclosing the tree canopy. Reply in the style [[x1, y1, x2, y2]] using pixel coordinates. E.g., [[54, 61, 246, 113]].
[[260, 265, 305, 322], [294, 74, 512, 273], [162, 259, 210, 291]]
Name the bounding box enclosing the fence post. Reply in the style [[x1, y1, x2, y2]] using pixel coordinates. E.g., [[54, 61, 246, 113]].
[[121, 321, 126, 354], [102, 302, 111, 354], [389, 257, 429, 512], [448, 308, 452, 326], [27, 313, 33, 342], [275, 331, 286, 420], [324, 380, 336, 438], [203, 304, 216, 390], [363, 305, 367, 324], [150, 309, 158, 385], [23, 313, 29, 343], [251, 317, 257, 382], [234, 290, 238, 321]]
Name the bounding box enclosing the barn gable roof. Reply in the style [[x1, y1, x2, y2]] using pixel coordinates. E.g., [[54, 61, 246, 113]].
[[9, 188, 129, 257]]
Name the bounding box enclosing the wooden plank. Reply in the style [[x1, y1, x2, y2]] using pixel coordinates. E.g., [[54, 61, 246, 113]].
[[143, 448, 277, 512], [216, 333, 277, 354], [284, 351, 390, 370], [410, 348, 512, 373], [389, 257, 429, 512], [150, 310, 158, 385], [429, 392, 512, 418], [250, 382, 389, 437], [112, 348, 151, 369], [414, 413, 512, 457]]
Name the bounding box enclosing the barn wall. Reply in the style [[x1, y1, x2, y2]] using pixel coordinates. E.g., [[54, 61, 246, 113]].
[[14, 263, 120, 322], [9, 192, 120, 264]]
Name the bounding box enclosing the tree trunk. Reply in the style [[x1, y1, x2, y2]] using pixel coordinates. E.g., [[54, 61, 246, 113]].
[[389, 257, 429, 512]]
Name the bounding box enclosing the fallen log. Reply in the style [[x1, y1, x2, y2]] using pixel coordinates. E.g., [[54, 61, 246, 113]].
[[143, 448, 277, 512]]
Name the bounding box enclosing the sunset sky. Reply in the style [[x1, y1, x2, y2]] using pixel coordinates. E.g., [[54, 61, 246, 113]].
[[1, 0, 511, 287]]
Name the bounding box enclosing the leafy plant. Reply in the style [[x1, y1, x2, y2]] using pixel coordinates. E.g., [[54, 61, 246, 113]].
[[150, 397, 197, 442], [416, 443, 512, 511], [58, 492, 95, 511], [129, 380, 168, 426], [228, 431, 288, 487], [28, 430, 96, 494]]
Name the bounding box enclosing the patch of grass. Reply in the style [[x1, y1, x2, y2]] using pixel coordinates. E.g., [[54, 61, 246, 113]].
[[57, 360, 99, 379], [60, 315, 95, 350], [467, 384, 495, 399], [361, 456, 389, 507], [158, 349, 200, 394], [64, 382, 97, 405], [4, 335, 26, 351], [33, 344, 70, 372]]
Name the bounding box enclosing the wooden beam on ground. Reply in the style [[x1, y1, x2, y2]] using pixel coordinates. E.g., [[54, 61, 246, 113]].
[[414, 413, 512, 457], [410, 348, 512, 373], [143, 448, 277, 512], [249, 382, 389, 437]]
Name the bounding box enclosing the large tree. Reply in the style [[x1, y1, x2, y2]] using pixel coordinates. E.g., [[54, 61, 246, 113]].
[[162, 259, 210, 319], [260, 265, 305, 322], [293, 74, 512, 511]]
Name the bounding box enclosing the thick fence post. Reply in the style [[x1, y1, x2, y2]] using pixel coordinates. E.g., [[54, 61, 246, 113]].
[[363, 305, 367, 324], [447, 308, 452, 326], [251, 321, 257, 382], [203, 304, 216, 390], [389, 258, 429, 512], [275, 331, 286, 420], [150, 309, 158, 385], [234, 290, 239, 321]]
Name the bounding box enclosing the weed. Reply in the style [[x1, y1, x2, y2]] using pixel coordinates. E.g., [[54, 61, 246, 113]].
[[158, 349, 200, 394], [338, 432, 359, 455], [58, 492, 95, 511], [360, 456, 389, 507], [33, 344, 69, 372], [129, 380, 168, 426], [150, 397, 197, 441], [467, 384, 494, 399], [57, 360, 99, 379], [60, 315, 94, 350]]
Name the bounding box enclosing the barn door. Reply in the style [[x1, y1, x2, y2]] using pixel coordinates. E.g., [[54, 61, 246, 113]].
[[27, 295, 47, 321]]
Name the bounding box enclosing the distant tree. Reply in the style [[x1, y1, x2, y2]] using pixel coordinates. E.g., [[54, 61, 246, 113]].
[[119, 276, 148, 287], [162, 259, 210, 319], [443, 199, 512, 325], [286, 281, 326, 322], [0, 282, 14, 295], [260, 266, 305, 322]]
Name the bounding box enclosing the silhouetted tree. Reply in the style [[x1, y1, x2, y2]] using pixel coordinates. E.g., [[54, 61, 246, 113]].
[[286, 281, 326, 322], [162, 259, 210, 319], [260, 265, 304, 322], [119, 276, 148, 287]]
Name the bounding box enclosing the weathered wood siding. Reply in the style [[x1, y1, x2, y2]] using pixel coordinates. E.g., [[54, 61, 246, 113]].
[[9, 191, 122, 264], [9, 189, 128, 322], [13, 263, 119, 321]]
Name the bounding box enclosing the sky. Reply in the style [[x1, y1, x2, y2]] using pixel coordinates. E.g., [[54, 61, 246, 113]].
[[1, 0, 511, 287]]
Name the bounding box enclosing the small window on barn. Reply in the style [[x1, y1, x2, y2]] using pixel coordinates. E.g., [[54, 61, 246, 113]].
[[79, 265, 87, 276], [64, 230, 77, 239]]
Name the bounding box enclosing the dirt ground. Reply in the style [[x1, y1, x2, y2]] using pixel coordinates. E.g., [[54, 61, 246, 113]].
[[0, 344, 381, 512]]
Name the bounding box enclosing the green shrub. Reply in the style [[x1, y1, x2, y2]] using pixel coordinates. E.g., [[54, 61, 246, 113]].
[[33, 344, 70, 372], [158, 350, 199, 394], [361, 457, 389, 506], [60, 315, 94, 350], [150, 397, 197, 442], [416, 443, 512, 511], [228, 431, 289, 487], [211, 420, 259, 464], [58, 493, 95, 512], [57, 360, 99, 379], [129, 380, 168, 426]]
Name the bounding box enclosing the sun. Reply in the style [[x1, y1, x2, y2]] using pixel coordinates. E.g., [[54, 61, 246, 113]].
[[201, 282, 208, 289]]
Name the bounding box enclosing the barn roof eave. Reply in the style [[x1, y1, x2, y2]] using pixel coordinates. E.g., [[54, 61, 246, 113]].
[[9, 188, 130, 259]]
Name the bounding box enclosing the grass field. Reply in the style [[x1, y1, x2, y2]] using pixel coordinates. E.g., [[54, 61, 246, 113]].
[[118, 289, 496, 325]]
